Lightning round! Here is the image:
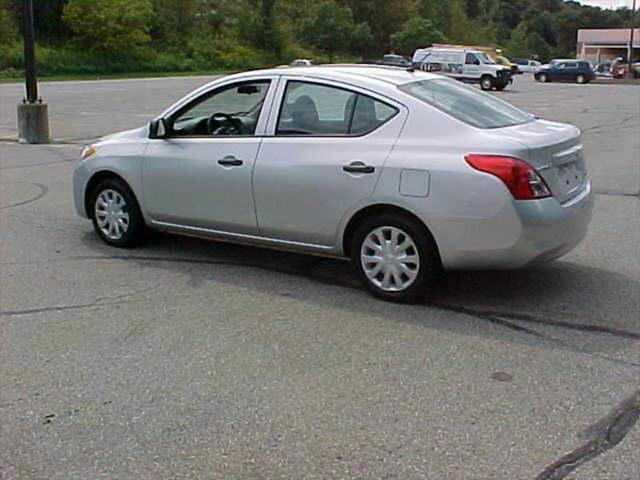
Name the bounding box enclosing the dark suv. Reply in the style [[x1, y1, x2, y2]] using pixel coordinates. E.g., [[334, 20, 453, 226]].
[[534, 60, 596, 84]]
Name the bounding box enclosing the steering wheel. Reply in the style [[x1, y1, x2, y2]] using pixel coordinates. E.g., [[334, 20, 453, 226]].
[[206, 112, 243, 135]]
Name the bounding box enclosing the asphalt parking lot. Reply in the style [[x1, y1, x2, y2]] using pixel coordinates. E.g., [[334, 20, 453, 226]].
[[0, 74, 638, 479]]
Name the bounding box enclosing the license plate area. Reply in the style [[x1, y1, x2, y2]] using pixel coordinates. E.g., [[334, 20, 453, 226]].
[[557, 161, 585, 195]]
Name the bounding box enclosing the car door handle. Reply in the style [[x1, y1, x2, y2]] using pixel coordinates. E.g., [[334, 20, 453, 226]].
[[343, 162, 375, 174], [217, 156, 243, 167]]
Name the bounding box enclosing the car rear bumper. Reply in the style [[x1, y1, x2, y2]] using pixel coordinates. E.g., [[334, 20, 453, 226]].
[[440, 182, 594, 270]]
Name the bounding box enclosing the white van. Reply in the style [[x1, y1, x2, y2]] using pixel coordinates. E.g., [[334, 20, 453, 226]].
[[412, 47, 513, 91]]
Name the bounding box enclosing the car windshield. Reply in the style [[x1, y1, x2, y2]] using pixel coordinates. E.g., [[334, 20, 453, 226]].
[[399, 78, 534, 129], [478, 53, 495, 64]]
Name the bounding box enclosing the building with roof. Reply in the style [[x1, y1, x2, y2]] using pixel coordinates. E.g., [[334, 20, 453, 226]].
[[577, 28, 639, 63]]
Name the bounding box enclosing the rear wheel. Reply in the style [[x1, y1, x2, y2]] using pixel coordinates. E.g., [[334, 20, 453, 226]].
[[576, 74, 587, 84], [351, 214, 441, 303], [480, 76, 494, 91], [90, 177, 146, 248]]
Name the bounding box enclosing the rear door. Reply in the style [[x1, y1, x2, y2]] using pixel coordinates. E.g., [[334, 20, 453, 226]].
[[252, 78, 406, 246]]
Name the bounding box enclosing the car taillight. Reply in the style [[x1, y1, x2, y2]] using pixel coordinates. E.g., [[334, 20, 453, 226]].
[[465, 154, 551, 200]]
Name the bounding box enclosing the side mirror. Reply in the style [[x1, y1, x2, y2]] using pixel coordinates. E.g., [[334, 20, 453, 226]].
[[149, 118, 168, 139]]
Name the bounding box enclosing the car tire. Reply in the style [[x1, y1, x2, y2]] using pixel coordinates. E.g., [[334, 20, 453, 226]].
[[480, 76, 494, 91], [539, 73, 548, 83], [351, 213, 442, 303], [576, 74, 587, 84], [90, 177, 146, 248]]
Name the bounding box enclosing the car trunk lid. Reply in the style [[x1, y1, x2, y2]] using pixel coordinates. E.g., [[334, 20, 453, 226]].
[[490, 119, 588, 204]]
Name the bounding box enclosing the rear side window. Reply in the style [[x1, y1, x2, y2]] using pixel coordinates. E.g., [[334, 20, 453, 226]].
[[276, 81, 398, 136], [350, 96, 398, 135], [399, 78, 533, 129]]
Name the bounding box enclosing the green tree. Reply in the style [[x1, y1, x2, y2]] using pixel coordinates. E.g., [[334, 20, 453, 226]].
[[390, 17, 445, 54], [63, 0, 153, 52], [464, 0, 481, 19], [237, 0, 287, 59], [0, 0, 16, 44], [299, 0, 365, 61], [33, 0, 69, 41], [150, 0, 199, 43], [342, 0, 413, 51]]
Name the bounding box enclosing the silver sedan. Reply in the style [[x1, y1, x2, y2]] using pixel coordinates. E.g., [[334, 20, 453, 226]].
[[73, 66, 593, 302]]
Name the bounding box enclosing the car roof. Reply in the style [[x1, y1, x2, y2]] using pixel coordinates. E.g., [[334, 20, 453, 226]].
[[226, 65, 440, 88]]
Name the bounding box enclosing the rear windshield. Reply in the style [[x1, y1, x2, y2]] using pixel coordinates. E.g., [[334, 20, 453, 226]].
[[399, 78, 534, 129]]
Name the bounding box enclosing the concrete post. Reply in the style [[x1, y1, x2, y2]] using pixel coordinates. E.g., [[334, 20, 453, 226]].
[[17, 102, 50, 144]]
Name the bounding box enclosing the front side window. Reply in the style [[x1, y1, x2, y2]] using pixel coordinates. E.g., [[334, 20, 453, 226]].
[[170, 80, 270, 136], [276, 81, 398, 136], [399, 78, 533, 129], [465, 53, 480, 65]]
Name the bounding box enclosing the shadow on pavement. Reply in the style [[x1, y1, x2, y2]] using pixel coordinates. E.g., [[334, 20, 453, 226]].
[[80, 230, 640, 362]]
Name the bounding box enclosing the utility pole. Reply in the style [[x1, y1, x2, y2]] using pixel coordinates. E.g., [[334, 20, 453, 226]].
[[629, 0, 637, 78], [22, 0, 37, 103], [17, 0, 50, 143]]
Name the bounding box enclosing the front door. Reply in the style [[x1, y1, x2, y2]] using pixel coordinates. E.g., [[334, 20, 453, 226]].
[[142, 79, 275, 234], [253, 79, 406, 246], [463, 52, 482, 80]]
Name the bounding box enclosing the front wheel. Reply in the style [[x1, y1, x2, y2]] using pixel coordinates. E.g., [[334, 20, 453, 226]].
[[538, 73, 548, 83], [90, 177, 146, 248], [480, 76, 494, 91], [351, 214, 442, 303]]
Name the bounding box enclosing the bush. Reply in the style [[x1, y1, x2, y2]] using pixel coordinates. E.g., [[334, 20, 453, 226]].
[[0, 38, 276, 78], [63, 0, 153, 52]]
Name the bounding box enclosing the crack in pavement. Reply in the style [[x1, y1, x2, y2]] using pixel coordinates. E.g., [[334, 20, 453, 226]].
[[0, 158, 75, 170], [582, 115, 637, 134], [0, 299, 141, 318], [535, 390, 640, 480], [0, 182, 48, 210], [431, 303, 640, 369], [3, 253, 638, 367], [594, 190, 640, 199], [430, 303, 640, 341]]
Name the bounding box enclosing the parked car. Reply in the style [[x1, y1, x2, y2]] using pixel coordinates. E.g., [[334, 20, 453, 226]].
[[412, 47, 513, 91], [595, 62, 612, 77], [610, 57, 640, 79], [512, 58, 542, 73], [494, 55, 519, 75], [73, 66, 592, 302], [378, 54, 413, 68], [289, 59, 313, 67], [534, 60, 596, 84]]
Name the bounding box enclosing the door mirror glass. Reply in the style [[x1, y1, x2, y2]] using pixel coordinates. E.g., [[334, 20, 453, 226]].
[[149, 118, 168, 139]]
